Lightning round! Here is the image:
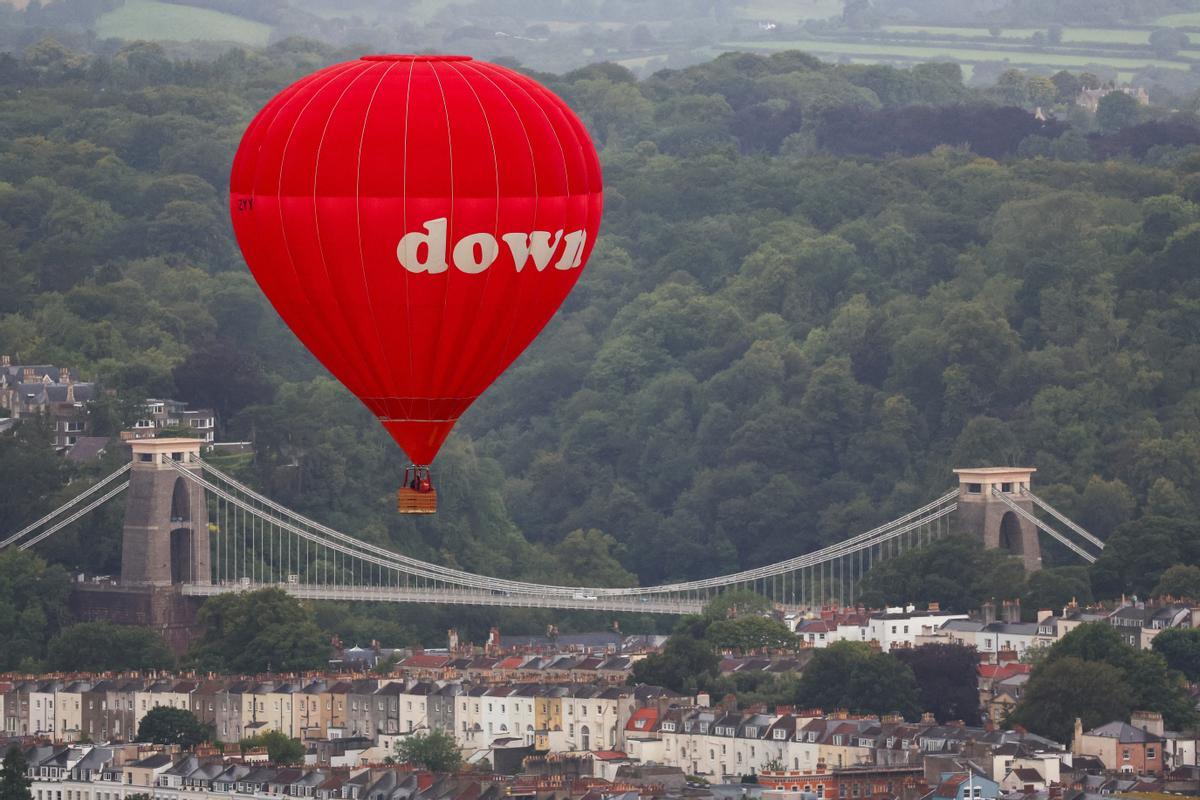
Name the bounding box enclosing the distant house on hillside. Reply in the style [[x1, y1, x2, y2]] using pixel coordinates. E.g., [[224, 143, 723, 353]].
[[1076, 85, 1150, 113], [0, 355, 100, 452], [122, 397, 215, 443]]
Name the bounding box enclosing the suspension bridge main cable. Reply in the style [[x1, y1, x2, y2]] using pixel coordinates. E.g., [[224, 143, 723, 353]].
[[0, 462, 131, 550], [196, 455, 961, 597], [17, 481, 130, 551], [180, 457, 959, 601], [1022, 489, 1106, 550], [992, 489, 1097, 564]]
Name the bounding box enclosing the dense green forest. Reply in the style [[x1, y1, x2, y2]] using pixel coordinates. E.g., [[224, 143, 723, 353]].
[[3, 38, 1200, 651]]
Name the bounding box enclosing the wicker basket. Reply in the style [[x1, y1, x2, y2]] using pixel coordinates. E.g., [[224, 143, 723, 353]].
[[397, 487, 438, 514]]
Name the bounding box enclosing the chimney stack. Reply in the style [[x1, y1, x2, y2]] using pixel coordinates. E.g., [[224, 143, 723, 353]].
[[1, 355, 9, 367], [1002, 599, 1021, 624], [982, 600, 996, 625], [59, 367, 71, 385]]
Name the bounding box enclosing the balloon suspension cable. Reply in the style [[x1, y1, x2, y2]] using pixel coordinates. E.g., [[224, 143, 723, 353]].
[[403, 464, 434, 493]]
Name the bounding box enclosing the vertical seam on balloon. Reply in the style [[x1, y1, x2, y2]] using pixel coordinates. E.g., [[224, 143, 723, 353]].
[[440, 59, 500, 407], [458, 61, 540, 414], [482, 64, 571, 370], [400, 58, 417, 427], [312, 62, 385, 403], [424, 61, 456, 446], [466, 62, 549, 374], [244, 62, 356, 374], [355, 60, 403, 428], [273, 62, 367, 388]]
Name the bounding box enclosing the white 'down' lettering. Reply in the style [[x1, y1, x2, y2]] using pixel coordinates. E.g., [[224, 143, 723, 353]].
[[397, 218, 587, 274]]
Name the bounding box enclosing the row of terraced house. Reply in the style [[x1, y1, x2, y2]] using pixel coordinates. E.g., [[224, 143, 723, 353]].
[[0, 677, 682, 752]]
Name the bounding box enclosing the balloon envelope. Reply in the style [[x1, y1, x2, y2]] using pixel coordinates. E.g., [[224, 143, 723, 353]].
[[230, 55, 603, 464]]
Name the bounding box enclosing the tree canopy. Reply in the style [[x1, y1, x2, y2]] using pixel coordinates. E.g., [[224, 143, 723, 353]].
[[240, 731, 305, 765], [395, 730, 463, 774], [136, 707, 212, 750], [0, 746, 31, 800], [46, 622, 173, 671], [795, 642, 921, 719], [188, 588, 329, 673], [1009, 623, 1194, 743], [1, 39, 1200, 653]]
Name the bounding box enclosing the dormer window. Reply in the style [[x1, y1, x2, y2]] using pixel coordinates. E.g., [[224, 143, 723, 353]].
[[774, 729, 786, 740]]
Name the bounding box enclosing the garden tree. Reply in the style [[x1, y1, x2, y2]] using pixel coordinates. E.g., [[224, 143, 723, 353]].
[[1095, 90, 1141, 134], [796, 642, 920, 719], [1090, 517, 1200, 599], [857, 536, 1026, 613], [395, 730, 463, 773], [171, 337, 275, 430], [705, 671, 803, 710], [0, 419, 68, 536], [136, 707, 212, 750], [1024, 567, 1093, 615], [705, 615, 797, 653], [1151, 565, 1200, 599], [553, 529, 637, 587], [1077, 477, 1136, 540], [1152, 628, 1200, 682], [703, 591, 773, 620], [629, 635, 720, 694], [0, 549, 72, 670], [1012, 623, 1194, 739], [240, 731, 304, 765], [892, 644, 982, 726], [0, 745, 31, 800], [46, 622, 173, 671], [1007, 657, 1132, 744], [188, 588, 329, 673]]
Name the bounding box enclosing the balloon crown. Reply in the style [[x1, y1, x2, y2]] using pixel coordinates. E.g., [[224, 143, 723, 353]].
[[360, 54, 473, 62]]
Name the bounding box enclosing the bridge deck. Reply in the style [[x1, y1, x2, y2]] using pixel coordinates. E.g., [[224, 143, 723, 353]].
[[181, 582, 706, 614]]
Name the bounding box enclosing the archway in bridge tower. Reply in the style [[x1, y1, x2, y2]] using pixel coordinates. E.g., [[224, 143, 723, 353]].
[[170, 476, 190, 523], [170, 527, 193, 584], [999, 511, 1024, 557]]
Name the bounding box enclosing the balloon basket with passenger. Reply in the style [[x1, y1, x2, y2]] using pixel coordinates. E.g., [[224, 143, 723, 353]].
[[397, 465, 437, 514]]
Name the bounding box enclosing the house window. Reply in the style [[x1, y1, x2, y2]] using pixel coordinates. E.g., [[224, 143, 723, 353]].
[[1123, 748, 1131, 761], [1148, 747, 1157, 759]]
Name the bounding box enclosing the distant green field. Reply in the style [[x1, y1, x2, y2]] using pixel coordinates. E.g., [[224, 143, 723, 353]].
[[737, 0, 843, 22], [881, 24, 1151, 45], [1155, 12, 1200, 26], [882, 25, 1042, 38], [95, 0, 272, 45], [721, 38, 1191, 72]]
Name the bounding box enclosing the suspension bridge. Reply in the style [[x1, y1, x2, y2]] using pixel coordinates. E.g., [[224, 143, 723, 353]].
[[3, 439, 1105, 620]]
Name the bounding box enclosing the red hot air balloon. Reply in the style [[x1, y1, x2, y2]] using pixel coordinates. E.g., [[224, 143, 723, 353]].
[[230, 55, 603, 513]]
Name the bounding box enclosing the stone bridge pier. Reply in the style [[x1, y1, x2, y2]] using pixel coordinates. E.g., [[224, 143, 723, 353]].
[[953, 467, 1042, 572], [72, 438, 210, 655]]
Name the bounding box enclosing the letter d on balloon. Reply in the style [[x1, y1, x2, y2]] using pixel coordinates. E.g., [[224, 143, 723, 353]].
[[397, 217, 449, 273]]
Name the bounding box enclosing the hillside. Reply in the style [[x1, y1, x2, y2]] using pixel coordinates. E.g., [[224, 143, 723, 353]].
[[1, 42, 1200, 640]]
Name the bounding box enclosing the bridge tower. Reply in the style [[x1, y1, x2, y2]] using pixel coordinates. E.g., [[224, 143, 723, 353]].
[[120, 438, 211, 586], [953, 467, 1041, 571]]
